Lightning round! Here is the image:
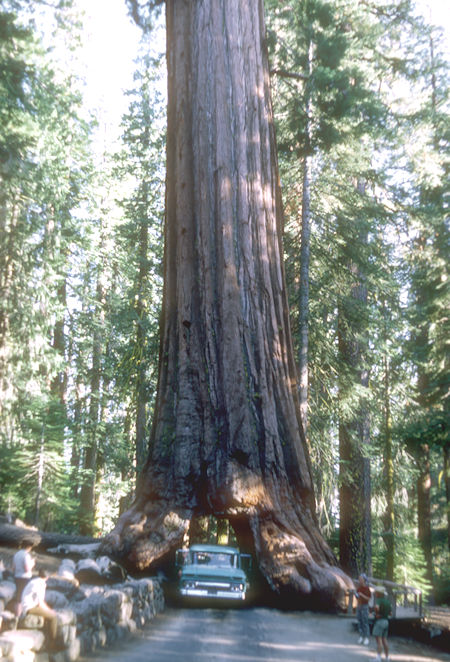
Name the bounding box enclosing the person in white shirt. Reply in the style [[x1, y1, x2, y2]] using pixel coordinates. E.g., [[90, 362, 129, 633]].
[[20, 569, 58, 641], [12, 540, 35, 615]]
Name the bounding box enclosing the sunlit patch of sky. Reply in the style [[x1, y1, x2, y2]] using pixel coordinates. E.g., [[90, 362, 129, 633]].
[[73, 0, 167, 152], [75, 0, 142, 144]]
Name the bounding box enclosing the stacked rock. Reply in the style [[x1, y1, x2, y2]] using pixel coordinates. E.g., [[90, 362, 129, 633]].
[[0, 557, 164, 662]]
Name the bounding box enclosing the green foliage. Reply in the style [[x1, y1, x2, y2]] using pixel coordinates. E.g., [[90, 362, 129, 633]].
[[267, 0, 387, 155], [0, 5, 93, 530], [267, 0, 449, 593], [372, 524, 433, 597], [125, 0, 163, 32], [0, 394, 79, 531], [434, 555, 450, 606]]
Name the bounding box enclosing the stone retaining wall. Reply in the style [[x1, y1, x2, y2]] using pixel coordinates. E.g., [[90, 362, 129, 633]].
[[0, 575, 164, 662]]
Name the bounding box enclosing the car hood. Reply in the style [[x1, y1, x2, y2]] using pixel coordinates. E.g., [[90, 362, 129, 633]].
[[181, 564, 246, 582]]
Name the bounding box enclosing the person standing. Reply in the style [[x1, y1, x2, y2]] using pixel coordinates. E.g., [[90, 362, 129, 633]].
[[372, 586, 392, 661], [12, 540, 35, 616], [355, 573, 371, 645]]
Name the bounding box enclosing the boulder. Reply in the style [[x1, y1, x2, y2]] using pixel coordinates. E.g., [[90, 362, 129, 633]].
[[34, 654, 50, 662], [0, 581, 16, 603], [57, 560, 76, 582], [94, 557, 127, 583], [44, 591, 69, 610], [0, 610, 16, 629], [77, 631, 92, 656], [70, 597, 102, 630], [74, 558, 126, 586], [57, 610, 75, 629], [125, 619, 137, 634], [0, 629, 45, 655], [46, 578, 78, 598], [20, 615, 45, 630], [58, 624, 76, 647], [6, 651, 35, 662], [92, 627, 107, 649], [99, 590, 132, 626], [64, 637, 81, 662], [74, 560, 103, 586]]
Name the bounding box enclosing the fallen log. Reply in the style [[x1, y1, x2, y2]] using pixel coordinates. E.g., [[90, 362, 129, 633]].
[[0, 523, 100, 552], [46, 543, 101, 558]]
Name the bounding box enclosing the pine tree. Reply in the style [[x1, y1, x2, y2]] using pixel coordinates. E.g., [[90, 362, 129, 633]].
[[266, 0, 389, 573], [0, 5, 92, 527], [399, 22, 449, 590], [113, 50, 165, 482]]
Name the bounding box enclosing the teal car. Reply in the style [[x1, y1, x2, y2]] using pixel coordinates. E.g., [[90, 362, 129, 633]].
[[176, 543, 250, 601]]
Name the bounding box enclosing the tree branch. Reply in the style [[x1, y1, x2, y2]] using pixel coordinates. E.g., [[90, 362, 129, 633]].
[[270, 68, 308, 81], [126, 0, 165, 30]]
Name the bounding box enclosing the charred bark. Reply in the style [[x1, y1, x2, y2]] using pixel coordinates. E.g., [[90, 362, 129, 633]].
[[103, 0, 351, 609]]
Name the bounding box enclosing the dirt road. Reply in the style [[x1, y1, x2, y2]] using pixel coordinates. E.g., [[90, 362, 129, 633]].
[[83, 607, 450, 662]]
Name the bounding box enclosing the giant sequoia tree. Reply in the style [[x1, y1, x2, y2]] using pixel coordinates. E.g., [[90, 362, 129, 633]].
[[105, 0, 351, 607]]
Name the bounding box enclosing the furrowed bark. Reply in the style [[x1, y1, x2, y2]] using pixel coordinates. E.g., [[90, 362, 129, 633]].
[[103, 0, 351, 609]]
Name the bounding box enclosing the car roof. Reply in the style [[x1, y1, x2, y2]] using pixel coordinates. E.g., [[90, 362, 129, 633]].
[[189, 544, 240, 555]]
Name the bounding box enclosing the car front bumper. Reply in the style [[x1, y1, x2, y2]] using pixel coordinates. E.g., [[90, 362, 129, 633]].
[[180, 587, 245, 600]]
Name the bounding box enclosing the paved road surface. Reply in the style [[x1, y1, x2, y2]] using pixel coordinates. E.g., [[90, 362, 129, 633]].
[[83, 607, 450, 662]]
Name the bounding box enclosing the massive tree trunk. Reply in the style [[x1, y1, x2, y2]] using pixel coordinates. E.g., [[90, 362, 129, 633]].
[[104, 0, 350, 609]]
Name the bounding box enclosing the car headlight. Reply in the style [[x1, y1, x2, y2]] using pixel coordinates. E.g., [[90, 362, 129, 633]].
[[182, 580, 196, 588]]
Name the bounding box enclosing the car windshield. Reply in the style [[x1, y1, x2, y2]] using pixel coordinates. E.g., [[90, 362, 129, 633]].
[[191, 551, 236, 568]]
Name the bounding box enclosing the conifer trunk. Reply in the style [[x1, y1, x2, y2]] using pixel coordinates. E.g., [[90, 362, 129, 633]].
[[383, 349, 395, 582], [414, 232, 434, 587], [298, 39, 313, 434], [338, 185, 371, 577], [135, 192, 149, 475], [0, 198, 19, 435], [299, 155, 311, 434], [417, 442, 433, 584], [444, 444, 450, 551], [79, 240, 106, 535], [104, 0, 351, 609]]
